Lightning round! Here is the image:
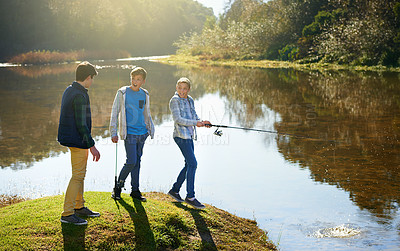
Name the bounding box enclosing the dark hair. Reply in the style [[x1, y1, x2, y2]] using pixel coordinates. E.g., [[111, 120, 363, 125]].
[[76, 61, 98, 82], [130, 67, 147, 80]]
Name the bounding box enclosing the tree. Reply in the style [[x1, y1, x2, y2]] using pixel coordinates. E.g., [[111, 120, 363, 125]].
[[0, 0, 214, 59]]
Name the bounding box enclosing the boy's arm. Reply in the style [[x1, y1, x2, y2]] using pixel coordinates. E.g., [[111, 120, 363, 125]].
[[109, 91, 121, 139], [169, 98, 198, 126], [188, 98, 210, 127], [144, 93, 155, 139], [90, 145, 100, 161], [73, 95, 95, 148], [191, 98, 200, 121]]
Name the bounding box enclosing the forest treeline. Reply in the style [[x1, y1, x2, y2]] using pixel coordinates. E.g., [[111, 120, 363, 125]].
[[0, 0, 213, 60], [2, 0, 400, 67], [175, 0, 400, 67]]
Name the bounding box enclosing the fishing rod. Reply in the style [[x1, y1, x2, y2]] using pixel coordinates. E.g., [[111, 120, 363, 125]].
[[205, 123, 329, 141], [113, 66, 120, 200]]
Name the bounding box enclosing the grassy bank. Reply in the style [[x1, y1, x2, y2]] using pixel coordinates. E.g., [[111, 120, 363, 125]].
[[0, 191, 276, 250], [155, 54, 400, 72], [6, 50, 131, 65]]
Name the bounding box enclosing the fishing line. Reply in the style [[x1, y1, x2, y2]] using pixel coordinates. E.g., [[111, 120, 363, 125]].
[[206, 123, 336, 142]]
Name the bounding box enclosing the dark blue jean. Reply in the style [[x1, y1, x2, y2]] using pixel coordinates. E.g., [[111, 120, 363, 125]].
[[172, 137, 197, 198], [117, 133, 148, 191]]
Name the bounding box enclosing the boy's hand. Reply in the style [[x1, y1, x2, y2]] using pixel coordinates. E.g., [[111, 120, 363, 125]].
[[196, 120, 212, 127], [203, 120, 212, 128], [112, 136, 118, 143], [90, 146, 100, 161]]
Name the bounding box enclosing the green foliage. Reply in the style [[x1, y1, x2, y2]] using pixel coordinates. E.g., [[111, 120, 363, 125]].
[[279, 44, 299, 61], [204, 15, 217, 30], [302, 9, 345, 37], [175, 0, 330, 61], [395, 2, 400, 18], [332, 8, 346, 21], [394, 3, 400, 44], [263, 44, 283, 60], [173, 0, 400, 67], [314, 1, 400, 66], [302, 22, 321, 37], [317, 13, 397, 65], [0, 0, 214, 59], [395, 33, 400, 43], [4, 0, 399, 66], [175, 20, 268, 60], [379, 49, 400, 67]]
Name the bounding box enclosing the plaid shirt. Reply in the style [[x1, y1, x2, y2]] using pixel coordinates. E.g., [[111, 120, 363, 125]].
[[169, 93, 200, 140]]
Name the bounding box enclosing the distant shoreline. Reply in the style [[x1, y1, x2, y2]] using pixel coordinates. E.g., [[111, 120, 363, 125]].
[[4, 50, 131, 65], [154, 54, 400, 72], [5, 51, 400, 72]]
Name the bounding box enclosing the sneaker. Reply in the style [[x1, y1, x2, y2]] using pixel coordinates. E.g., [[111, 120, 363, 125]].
[[112, 187, 122, 200], [74, 207, 101, 217], [60, 214, 88, 225], [185, 197, 205, 209], [168, 189, 184, 202], [131, 190, 146, 202]]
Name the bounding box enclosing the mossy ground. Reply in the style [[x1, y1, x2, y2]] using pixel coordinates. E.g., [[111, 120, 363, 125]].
[[0, 192, 276, 250]]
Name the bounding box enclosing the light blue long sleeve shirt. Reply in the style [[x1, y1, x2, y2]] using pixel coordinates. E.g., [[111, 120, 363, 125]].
[[169, 92, 200, 140]]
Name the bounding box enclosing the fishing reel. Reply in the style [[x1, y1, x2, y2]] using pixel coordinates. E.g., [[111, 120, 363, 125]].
[[214, 127, 223, 137]]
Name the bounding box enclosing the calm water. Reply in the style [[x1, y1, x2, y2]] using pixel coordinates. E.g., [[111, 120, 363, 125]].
[[1, 60, 400, 250]]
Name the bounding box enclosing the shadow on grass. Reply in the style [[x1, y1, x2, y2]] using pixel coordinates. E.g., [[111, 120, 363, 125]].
[[61, 223, 87, 251], [113, 197, 120, 212], [174, 203, 217, 250], [119, 198, 156, 249]]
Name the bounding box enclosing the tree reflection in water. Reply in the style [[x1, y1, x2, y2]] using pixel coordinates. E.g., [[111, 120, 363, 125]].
[[1, 61, 400, 219], [174, 65, 400, 218]]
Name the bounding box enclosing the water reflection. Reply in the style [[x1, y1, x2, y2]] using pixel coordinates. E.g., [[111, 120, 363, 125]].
[[0, 69, 67, 169], [0, 61, 181, 169], [1, 61, 400, 224], [171, 65, 400, 220]]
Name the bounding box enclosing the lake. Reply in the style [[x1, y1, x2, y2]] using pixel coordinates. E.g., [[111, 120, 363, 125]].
[[1, 59, 400, 250]]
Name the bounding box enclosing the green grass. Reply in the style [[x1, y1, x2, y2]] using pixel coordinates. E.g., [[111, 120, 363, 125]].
[[0, 192, 276, 250], [155, 54, 400, 72]]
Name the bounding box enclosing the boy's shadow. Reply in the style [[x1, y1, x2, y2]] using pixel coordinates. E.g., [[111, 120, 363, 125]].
[[119, 198, 156, 249], [61, 223, 87, 251], [174, 203, 217, 250]]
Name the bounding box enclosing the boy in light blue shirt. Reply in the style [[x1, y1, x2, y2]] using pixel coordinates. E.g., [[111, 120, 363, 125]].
[[126, 87, 147, 135], [110, 67, 155, 201], [168, 77, 211, 209]]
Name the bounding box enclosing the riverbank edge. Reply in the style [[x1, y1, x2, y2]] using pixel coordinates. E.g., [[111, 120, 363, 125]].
[[5, 50, 131, 65], [154, 54, 400, 72], [0, 191, 277, 250], [0, 194, 26, 208]]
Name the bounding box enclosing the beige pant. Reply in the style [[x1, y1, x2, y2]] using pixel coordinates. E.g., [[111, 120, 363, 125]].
[[62, 147, 88, 216]]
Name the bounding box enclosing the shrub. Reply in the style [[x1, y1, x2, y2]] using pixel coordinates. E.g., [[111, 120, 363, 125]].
[[279, 44, 299, 61]]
